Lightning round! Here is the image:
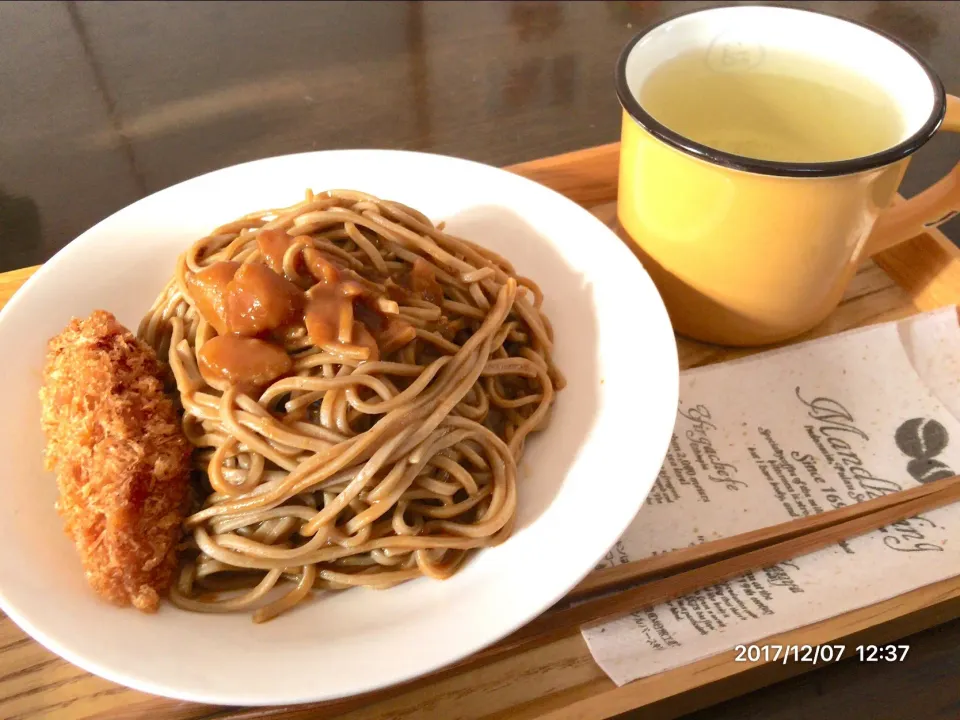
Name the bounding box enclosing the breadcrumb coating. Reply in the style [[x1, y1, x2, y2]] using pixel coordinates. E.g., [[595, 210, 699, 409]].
[[39, 310, 190, 612]]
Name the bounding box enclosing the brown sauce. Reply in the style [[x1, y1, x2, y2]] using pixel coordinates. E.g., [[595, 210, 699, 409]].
[[185, 261, 240, 335], [184, 232, 437, 390], [223, 263, 301, 336], [198, 335, 293, 390], [355, 301, 417, 355], [256, 228, 294, 275], [411, 258, 443, 306], [304, 284, 348, 347], [303, 246, 340, 285]]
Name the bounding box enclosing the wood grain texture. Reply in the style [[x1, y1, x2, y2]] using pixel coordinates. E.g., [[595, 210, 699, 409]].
[[0, 266, 40, 309], [0, 144, 958, 720], [508, 143, 620, 208]]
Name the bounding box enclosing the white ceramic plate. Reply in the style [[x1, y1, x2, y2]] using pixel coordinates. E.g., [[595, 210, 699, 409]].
[[0, 150, 678, 705]]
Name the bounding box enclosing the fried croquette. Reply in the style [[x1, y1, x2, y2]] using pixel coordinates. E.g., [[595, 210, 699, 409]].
[[39, 310, 190, 612]]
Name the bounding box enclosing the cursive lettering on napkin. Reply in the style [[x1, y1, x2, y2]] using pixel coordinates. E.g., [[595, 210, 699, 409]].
[[679, 403, 745, 492], [797, 388, 903, 499], [796, 387, 943, 554]]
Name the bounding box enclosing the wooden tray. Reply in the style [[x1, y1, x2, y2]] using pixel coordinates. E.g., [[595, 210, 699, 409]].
[[3, 143, 960, 720]]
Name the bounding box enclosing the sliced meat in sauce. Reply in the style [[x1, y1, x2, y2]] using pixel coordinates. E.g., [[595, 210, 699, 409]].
[[185, 261, 241, 335], [351, 322, 380, 362], [304, 284, 351, 348], [303, 246, 340, 285], [198, 335, 293, 391], [410, 258, 444, 306], [187, 245, 424, 389], [355, 300, 416, 355], [378, 318, 418, 355], [224, 263, 302, 336], [302, 247, 373, 296], [257, 228, 295, 275], [188, 261, 301, 336], [353, 298, 384, 334], [304, 300, 380, 362]]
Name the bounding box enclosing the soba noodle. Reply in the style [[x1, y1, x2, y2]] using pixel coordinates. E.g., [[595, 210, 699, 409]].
[[138, 189, 563, 622]]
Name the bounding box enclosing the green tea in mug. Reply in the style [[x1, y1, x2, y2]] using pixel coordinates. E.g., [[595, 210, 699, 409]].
[[639, 47, 905, 163]]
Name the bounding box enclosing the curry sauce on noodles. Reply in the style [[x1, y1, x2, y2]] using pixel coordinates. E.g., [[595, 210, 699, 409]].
[[138, 189, 563, 622]]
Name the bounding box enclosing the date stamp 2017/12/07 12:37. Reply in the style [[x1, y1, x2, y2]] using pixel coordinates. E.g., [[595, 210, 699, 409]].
[[734, 644, 910, 665]]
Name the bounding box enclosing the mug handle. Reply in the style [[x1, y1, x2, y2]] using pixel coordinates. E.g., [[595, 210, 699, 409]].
[[866, 94, 960, 256]]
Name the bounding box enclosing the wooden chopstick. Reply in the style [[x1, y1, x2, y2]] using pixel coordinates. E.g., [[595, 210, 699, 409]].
[[569, 473, 960, 601], [483, 474, 960, 662]]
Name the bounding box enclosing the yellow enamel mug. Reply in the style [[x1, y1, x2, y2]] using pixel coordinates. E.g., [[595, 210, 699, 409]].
[[615, 6, 960, 346]]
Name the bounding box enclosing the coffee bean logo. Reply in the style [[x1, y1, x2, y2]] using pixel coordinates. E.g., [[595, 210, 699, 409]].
[[895, 418, 949, 459], [895, 418, 953, 484], [907, 458, 954, 484]]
